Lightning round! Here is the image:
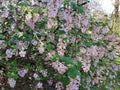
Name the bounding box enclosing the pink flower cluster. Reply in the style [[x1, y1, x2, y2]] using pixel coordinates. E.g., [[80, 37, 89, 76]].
[[52, 61, 68, 74], [18, 68, 28, 78], [0, 0, 119, 89], [57, 35, 67, 57], [55, 82, 64, 90], [66, 76, 81, 90]]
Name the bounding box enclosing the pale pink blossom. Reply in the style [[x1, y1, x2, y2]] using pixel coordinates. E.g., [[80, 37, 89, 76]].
[[36, 82, 43, 89], [52, 61, 68, 74], [33, 73, 39, 79], [16, 41, 24, 50], [80, 47, 86, 53], [82, 61, 91, 73], [19, 50, 26, 57], [8, 78, 16, 88], [66, 76, 80, 90], [18, 69, 28, 77], [6, 49, 13, 58], [25, 20, 35, 30], [25, 14, 35, 29], [38, 46, 45, 54], [47, 79, 53, 86], [81, 19, 89, 27], [31, 39, 38, 46], [0, 40, 4, 45], [55, 82, 64, 90], [33, 13, 40, 23], [1, 10, 9, 18], [47, 19, 53, 28], [41, 70, 48, 77], [87, 46, 98, 58]]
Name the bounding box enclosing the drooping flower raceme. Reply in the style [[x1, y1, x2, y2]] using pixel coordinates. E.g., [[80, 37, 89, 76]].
[[0, 0, 119, 90], [57, 35, 67, 57]]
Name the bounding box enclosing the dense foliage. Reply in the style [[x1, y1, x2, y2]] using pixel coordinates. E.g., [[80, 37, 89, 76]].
[[0, 0, 119, 90]]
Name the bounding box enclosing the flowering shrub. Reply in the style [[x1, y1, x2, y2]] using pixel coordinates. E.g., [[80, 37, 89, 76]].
[[0, 0, 119, 90]]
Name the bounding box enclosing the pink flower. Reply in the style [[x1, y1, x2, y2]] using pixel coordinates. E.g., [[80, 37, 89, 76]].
[[19, 50, 26, 57], [48, 9, 57, 18], [6, 49, 13, 58], [87, 46, 98, 58], [33, 13, 40, 23], [31, 39, 38, 46], [80, 48, 86, 53], [66, 76, 80, 90], [41, 70, 48, 77], [36, 82, 43, 89], [81, 19, 89, 27], [81, 60, 91, 73], [25, 20, 35, 30], [33, 73, 39, 79], [47, 79, 53, 86], [1, 10, 9, 18], [52, 61, 68, 74], [25, 14, 35, 29], [8, 78, 16, 88], [0, 40, 4, 45], [47, 19, 53, 28], [16, 41, 24, 50], [55, 82, 64, 90], [18, 69, 28, 77], [38, 46, 45, 54], [91, 33, 98, 42]]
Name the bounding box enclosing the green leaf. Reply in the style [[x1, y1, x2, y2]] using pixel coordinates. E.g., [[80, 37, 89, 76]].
[[51, 54, 59, 62], [25, 64, 32, 70], [71, 2, 84, 14], [11, 45, 18, 49], [64, 0, 70, 6], [115, 58, 120, 65], [61, 57, 73, 65], [38, 65, 44, 71], [18, 2, 28, 7], [8, 4, 14, 10], [67, 66, 80, 79], [77, 5, 84, 14], [32, 7, 39, 13], [7, 72, 19, 80], [98, 61, 105, 66], [54, 74, 63, 80], [0, 34, 5, 39], [84, 41, 93, 47], [1, 54, 6, 58], [61, 76, 70, 86], [89, 26, 93, 31], [37, 19, 47, 29], [59, 19, 67, 24], [0, 60, 4, 65], [57, 30, 66, 35], [45, 43, 54, 50], [76, 61, 82, 69]]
